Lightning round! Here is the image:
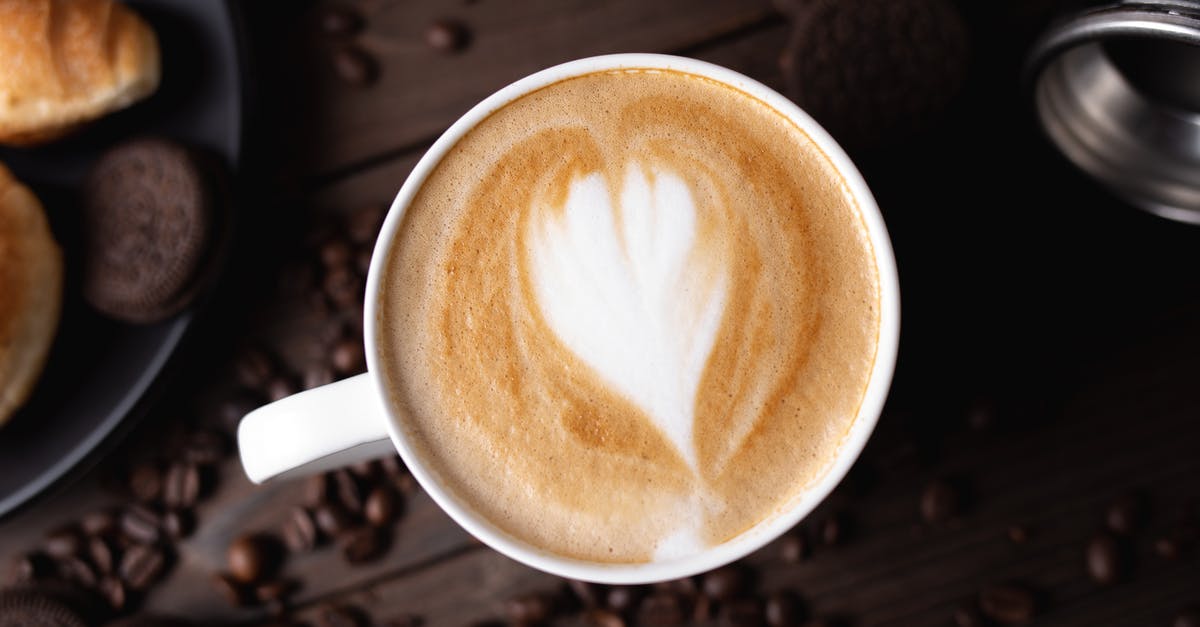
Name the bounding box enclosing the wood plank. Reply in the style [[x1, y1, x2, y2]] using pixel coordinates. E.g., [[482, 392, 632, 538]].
[[295, 0, 780, 176]]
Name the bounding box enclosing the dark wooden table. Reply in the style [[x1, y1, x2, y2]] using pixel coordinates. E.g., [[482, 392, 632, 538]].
[[3, 1, 1199, 625]]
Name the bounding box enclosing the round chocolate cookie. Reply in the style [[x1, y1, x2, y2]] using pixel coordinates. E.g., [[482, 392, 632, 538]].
[[0, 587, 91, 627], [82, 138, 217, 324], [778, 0, 969, 153]]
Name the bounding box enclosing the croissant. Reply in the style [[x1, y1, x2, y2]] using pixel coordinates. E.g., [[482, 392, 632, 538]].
[[0, 0, 160, 146], [0, 163, 62, 426]]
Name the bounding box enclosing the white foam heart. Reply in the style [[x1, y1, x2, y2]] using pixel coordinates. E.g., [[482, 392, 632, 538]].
[[527, 165, 729, 470]]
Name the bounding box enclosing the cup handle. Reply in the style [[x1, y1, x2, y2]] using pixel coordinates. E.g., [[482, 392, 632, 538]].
[[237, 373, 395, 484]]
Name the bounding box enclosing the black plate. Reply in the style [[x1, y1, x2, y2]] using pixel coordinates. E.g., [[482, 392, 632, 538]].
[[0, 0, 244, 518]]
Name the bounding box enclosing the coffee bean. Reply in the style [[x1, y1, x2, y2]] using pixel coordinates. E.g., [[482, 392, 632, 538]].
[[355, 247, 373, 276], [339, 526, 386, 563], [162, 509, 195, 540], [282, 507, 320, 553], [953, 605, 984, 627], [163, 462, 201, 508], [332, 46, 378, 88], [979, 584, 1034, 624], [920, 479, 958, 523], [1086, 532, 1121, 585], [693, 595, 712, 621], [120, 505, 162, 545], [212, 572, 249, 607], [779, 532, 807, 563], [606, 586, 639, 612], [318, 5, 362, 37], [504, 593, 553, 624], [317, 604, 365, 627], [1155, 536, 1182, 559], [820, 515, 843, 546], [349, 460, 379, 480], [255, 579, 298, 604], [364, 486, 400, 527], [395, 473, 418, 495], [324, 266, 362, 308], [320, 239, 353, 270], [765, 591, 804, 627], [1176, 607, 1200, 627], [1105, 493, 1144, 535], [638, 593, 685, 626], [386, 615, 424, 627], [228, 534, 280, 584], [59, 555, 97, 587], [584, 609, 625, 627], [235, 346, 276, 389], [331, 339, 366, 375], [304, 364, 335, 390], [265, 376, 299, 403], [99, 576, 127, 610], [425, 19, 470, 53], [185, 429, 230, 465], [703, 566, 746, 601], [9, 552, 54, 583], [120, 544, 167, 590], [346, 205, 385, 245], [80, 510, 116, 537], [87, 536, 115, 574], [656, 577, 698, 598], [314, 503, 353, 536], [568, 579, 602, 608], [720, 598, 765, 627], [306, 473, 333, 506], [217, 391, 262, 432], [128, 462, 163, 503], [1007, 525, 1029, 544], [43, 528, 83, 559], [333, 469, 365, 513]]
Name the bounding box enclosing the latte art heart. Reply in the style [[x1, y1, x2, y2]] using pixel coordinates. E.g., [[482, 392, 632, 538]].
[[527, 166, 729, 469]]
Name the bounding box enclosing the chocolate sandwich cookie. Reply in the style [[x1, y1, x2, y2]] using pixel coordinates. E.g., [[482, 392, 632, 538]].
[[0, 586, 92, 627], [778, 0, 969, 153], [82, 138, 223, 324]]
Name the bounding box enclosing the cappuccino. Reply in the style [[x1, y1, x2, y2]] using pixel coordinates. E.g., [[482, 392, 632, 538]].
[[377, 68, 880, 563]]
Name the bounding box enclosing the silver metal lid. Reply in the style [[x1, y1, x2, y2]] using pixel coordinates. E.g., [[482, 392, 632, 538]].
[[1027, 0, 1200, 224]]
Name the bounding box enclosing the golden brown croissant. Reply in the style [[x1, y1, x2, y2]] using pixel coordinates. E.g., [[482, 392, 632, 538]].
[[0, 163, 62, 426], [0, 0, 160, 146]]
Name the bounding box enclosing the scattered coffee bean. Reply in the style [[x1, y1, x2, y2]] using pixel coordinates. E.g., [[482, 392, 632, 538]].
[[320, 239, 353, 270], [820, 515, 843, 546], [162, 509, 195, 540], [120, 505, 162, 545], [568, 579, 602, 608], [87, 536, 115, 574], [606, 586, 639, 612], [1176, 607, 1200, 627], [319, 5, 363, 37], [1086, 532, 1121, 585], [979, 584, 1034, 624], [395, 473, 418, 495], [386, 615, 423, 627], [1155, 536, 1182, 560], [780, 532, 807, 563], [340, 526, 386, 563], [331, 339, 366, 375], [334, 469, 365, 513], [347, 205, 385, 245], [315, 503, 353, 536], [317, 603, 365, 627], [355, 247, 373, 276], [703, 566, 747, 601], [217, 392, 262, 432], [693, 595, 712, 621], [307, 473, 333, 506], [584, 609, 625, 627], [9, 552, 54, 583], [120, 544, 167, 590], [425, 19, 470, 53], [364, 486, 400, 527], [1105, 493, 1144, 535], [163, 462, 201, 508], [235, 347, 276, 389], [99, 575, 127, 610], [920, 479, 959, 523], [332, 45, 378, 88], [304, 364, 335, 390], [42, 528, 82, 559], [1007, 525, 1029, 544], [212, 572, 250, 608], [953, 605, 984, 627], [504, 593, 553, 624], [638, 593, 685, 626], [80, 510, 116, 537], [185, 429, 230, 465], [720, 597, 765, 627], [255, 579, 298, 604], [59, 555, 97, 587], [128, 463, 163, 503], [228, 534, 279, 584], [282, 507, 320, 553], [265, 375, 299, 403], [765, 591, 804, 627], [349, 460, 379, 481], [324, 266, 362, 308]]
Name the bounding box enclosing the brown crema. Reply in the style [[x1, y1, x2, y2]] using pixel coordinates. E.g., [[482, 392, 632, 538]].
[[378, 68, 880, 563]]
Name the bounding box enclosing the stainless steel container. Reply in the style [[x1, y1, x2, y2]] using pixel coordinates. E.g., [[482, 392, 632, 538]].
[[1027, 0, 1200, 223]]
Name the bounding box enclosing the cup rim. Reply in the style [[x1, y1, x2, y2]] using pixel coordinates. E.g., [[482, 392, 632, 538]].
[[363, 53, 900, 584]]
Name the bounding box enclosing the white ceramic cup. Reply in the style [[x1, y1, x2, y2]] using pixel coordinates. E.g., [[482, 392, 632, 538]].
[[238, 53, 900, 585]]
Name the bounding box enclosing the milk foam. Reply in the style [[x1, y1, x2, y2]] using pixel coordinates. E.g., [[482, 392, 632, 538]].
[[527, 166, 728, 469]]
